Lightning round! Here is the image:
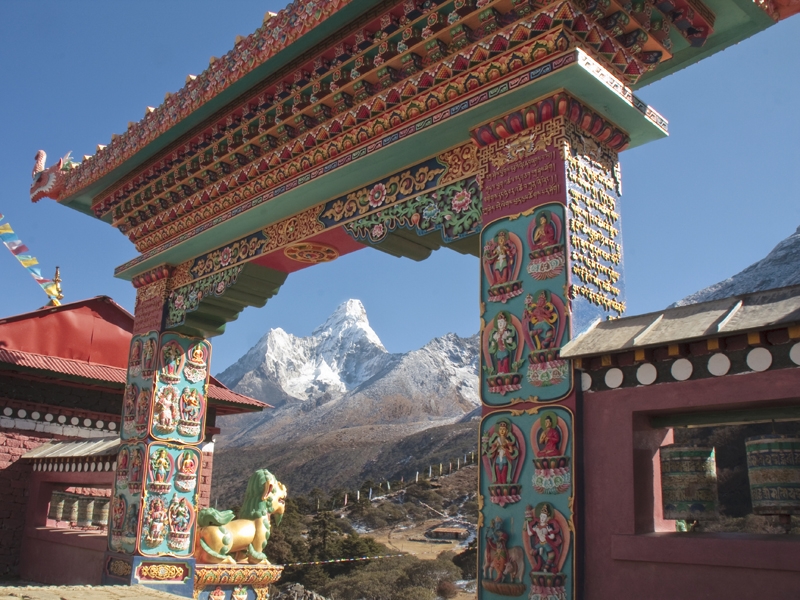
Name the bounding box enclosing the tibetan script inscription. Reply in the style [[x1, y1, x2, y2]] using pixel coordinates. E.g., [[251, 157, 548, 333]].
[[482, 148, 565, 219], [566, 145, 625, 317]]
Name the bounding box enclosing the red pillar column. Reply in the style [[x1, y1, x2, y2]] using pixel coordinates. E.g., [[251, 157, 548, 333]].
[[103, 267, 210, 598], [475, 94, 628, 600]]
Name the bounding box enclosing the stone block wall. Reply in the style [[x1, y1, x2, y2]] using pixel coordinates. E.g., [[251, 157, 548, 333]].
[[0, 428, 61, 578]]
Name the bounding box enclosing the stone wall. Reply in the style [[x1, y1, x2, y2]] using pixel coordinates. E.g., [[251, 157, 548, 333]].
[[0, 427, 61, 578]]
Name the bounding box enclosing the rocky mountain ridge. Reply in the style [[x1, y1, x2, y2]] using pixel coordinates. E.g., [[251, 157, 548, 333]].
[[213, 300, 480, 494], [675, 224, 800, 306]]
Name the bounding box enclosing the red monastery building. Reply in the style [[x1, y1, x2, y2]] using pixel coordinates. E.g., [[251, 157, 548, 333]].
[[0, 297, 266, 583]]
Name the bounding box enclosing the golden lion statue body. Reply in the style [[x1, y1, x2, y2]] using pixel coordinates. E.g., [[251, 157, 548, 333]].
[[195, 468, 286, 564]]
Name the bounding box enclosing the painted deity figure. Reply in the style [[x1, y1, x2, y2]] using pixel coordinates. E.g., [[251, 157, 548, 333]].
[[180, 388, 201, 422], [111, 496, 125, 531], [168, 494, 191, 533], [486, 516, 510, 577], [142, 338, 157, 374], [151, 449, 171, 484], [123, 502, 139, 538], [483, 230, 517, 286], [483, 419, 520, 484], [154, 386, 179, 432], [530, 212, 557, 249], [488, 312, 518, 374], [144, 497, 168, 547], [525, 503, 563, 573], [123, 384, 137, 420], [524, 292, 560, 351], [130, 447, 144, 484], [538, 415, 562, 458], [179, 450, 197, 475], [160, 341, 183, 383]]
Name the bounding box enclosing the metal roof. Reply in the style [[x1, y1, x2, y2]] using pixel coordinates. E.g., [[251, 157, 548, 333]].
[[0, 347, 127, 383], [0, 347, 268, 411], [561, 284, 800, 359], [22, 436, 120, 460]]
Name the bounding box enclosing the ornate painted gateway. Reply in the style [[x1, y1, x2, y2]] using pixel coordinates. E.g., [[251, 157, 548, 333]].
[[30, 0, 796, 597]]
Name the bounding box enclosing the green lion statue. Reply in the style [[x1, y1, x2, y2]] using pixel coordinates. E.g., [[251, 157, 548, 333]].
[[195, 469, 287, 564]]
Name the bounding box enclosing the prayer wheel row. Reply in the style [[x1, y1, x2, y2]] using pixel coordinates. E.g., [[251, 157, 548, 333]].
[[660, 435, 800, 522], [47, 492, 109, 527]]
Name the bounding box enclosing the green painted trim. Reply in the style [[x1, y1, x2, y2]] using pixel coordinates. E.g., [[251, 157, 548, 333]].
[[59, 0, 386, 215], [115, 52, 667, 280], [650, 406, 800, 429], [634, 0, 775, 89]]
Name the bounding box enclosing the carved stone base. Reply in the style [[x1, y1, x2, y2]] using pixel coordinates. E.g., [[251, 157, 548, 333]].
[[194, 563, 284, 600]]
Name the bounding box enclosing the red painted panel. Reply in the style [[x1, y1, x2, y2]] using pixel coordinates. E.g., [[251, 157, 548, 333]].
[[252, 227, 366, 274], [0, 297, 133, 368]]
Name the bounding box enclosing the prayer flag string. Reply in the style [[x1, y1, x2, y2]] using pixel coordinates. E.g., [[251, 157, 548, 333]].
[[278, 553, 409, 568], [0, 213, 60, 302]]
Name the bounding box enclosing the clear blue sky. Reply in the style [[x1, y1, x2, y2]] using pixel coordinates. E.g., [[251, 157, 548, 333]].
[[1, 3, 798, 373]]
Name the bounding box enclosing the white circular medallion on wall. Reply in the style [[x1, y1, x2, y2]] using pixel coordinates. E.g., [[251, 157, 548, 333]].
[[96, 421, 104, 429], [44, 413, 54, 422], [605, 368, 624, 389], [17, 409, 26, 418], [789, 342, 800, 366], [636, 363, 658, 385], [31, 411, 40, 420], [581, 372, 592, 392], [671, 358, 693, 381], [746, 347, 772, 372], [3, 407, 12, 416], [108, 422, 117, 431], [707, 353, 731, 377], [70, 417, 79, 425]]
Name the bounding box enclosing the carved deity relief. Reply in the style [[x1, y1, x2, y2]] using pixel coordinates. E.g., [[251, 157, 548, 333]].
[[531, 411, 572, 495], [523, 502, 571, 600], [482, 229, 524, 303], [178, 388, 204, 437], [527, 207, 565, 281], [523, 291, 570, 388], [183, 342, 209, 383], [153, 386, 180, 435], [481, 516, 527, 597], [150, 332, 211, 445], [481, 418, 526, 507], [167, 493, 194, 551], [482, 311, 526, 395], [148, 448, 174, 494], [159, 340, 185, 384], [175, 449, 199, 492], [129, 338, 143, 377], [135, 388, 151, 436], [142, 496, 168, 548]]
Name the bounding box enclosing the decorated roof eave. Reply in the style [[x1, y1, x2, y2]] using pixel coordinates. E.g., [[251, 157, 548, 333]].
[[633, 0, 775, 88], [114, 50, 668, 281], [58, 0, 385, 217]]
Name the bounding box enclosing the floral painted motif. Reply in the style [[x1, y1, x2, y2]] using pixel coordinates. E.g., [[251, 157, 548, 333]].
[[320, 163, 445, 226], [167, 265, 244, 329], [344, 176, 481, 245]]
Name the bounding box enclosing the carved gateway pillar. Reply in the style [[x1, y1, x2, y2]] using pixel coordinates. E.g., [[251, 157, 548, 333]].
[[474, 92, 652, 600], [103, 265, 210, 597]]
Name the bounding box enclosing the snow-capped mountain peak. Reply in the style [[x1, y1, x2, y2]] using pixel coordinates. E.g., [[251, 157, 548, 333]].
[[217, 300, 391, 403]]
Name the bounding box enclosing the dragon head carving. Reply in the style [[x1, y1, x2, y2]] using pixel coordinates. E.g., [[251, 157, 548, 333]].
[[30, 150, 73, 203]]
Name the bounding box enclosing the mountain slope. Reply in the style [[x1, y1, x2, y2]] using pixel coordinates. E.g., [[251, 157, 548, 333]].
[[213, 301, 481, 496], [675, 225, 800, 306]]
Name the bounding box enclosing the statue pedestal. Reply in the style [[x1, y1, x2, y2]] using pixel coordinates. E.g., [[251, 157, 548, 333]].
[[194, 563, 284, 600], [102, 553, 195, 598]]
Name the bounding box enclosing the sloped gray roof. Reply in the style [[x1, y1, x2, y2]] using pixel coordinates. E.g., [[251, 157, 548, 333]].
[[22, 436, 120, 460], [561, 284, 800, 358]]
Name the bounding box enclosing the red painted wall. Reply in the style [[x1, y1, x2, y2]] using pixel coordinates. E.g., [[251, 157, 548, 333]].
[[0, 428, 62, 578], [582, 368, 800, 599]]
